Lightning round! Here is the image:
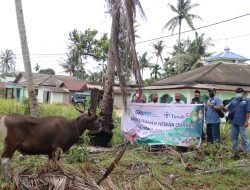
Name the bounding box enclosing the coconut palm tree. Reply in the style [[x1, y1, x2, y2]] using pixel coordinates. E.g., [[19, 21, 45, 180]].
[[163, 0, 201, 73], [183, 32, 214, 71], [162, 57, 176, 77], [0, 49, 16, 74], [14, 0, 39, 116], [90, 0, 145, 147], [150, 64, 162, 79], [87, 71, 102, 83], [152, 40, 165, 65], [61, 49, 83, 76], [34, 63, 40, 72], [138, 52, 152, 79]]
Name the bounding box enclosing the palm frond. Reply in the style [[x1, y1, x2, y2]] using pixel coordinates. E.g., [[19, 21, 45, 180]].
[[168, 3, 178, 13], [184, 15, 195, 29], [163, 17, 178, 33], [134, 0, 146, 19], [187, 14, 202, 20], [185, 3, 200, 11]]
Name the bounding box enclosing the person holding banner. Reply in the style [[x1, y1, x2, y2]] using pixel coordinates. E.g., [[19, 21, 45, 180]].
[[151, 95, 158, 103], [191, 90, 205, 141], [206, 88, 222, 144], [191, 90, 204, 104], [170, 93, 185, 104], [131, 89, 146, 103], [171, 92, 187, 151]]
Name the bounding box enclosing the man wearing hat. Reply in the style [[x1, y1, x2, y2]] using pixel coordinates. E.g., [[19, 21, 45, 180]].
[[223, 87, 250, 154], [206, 88, 222, 143]]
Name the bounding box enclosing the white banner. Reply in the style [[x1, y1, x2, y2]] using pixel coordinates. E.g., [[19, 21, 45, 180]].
[[121, 103, 205, 147]]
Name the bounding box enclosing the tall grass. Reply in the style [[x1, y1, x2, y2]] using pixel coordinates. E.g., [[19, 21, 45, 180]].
[[39, 104, 79, 118], [0, 99, 25, 115], [0, 98, 80, 118]]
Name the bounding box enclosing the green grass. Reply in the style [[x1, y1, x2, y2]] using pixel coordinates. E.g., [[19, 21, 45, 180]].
[[0, 99, 250, 189]]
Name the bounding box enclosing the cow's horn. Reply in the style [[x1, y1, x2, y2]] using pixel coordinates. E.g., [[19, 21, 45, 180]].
[[74, 106, 85, 113]]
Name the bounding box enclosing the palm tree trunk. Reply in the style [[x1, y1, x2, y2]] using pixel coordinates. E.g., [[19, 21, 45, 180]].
[[177, 20, 182, 74], [15, 0, 39, 117], [100, 5, 119, 123], [156, 56, 159, 65], [90, 0, 119, 147]]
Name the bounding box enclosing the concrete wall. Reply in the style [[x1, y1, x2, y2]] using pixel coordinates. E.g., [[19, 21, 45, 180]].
[[113, 94, 131, 109], [22, 87, 70, 105]]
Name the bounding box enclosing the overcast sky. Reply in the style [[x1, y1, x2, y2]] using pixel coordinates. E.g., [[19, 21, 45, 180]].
[[0, 0, 250, 77]]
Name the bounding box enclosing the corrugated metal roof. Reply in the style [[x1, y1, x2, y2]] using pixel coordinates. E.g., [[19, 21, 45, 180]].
[[152, 62, 250, 87], [206, 48, 249, 62], [145, 84, 250, 92], [16, 73, 87, 91], [63, 81, 87, 91], [46, 86, 69, 93]]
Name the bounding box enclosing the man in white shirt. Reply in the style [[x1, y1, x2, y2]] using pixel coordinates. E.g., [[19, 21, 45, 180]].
[[170, 92, 186, 152], [170, 93, 185, 104], [151, 95, 158, 103]]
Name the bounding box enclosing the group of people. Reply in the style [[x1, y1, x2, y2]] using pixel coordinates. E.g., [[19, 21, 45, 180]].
[[131, 87, 250, 154]]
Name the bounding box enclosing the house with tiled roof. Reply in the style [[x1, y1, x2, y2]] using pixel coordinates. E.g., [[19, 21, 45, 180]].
[[5, 72, 87, 104], [3, 72, 133, 109], [141, 48, 250, 104]]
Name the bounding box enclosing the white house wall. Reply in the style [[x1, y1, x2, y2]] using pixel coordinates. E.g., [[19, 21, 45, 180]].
[[37, 88, 46, 103], [51, 92, 64, 104]]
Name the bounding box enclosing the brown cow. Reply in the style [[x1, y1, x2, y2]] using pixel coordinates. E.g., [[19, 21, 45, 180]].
[[0, 110, 101, 181]]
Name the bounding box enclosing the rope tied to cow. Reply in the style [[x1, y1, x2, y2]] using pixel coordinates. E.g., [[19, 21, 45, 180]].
[[74, 119, 80, 142]]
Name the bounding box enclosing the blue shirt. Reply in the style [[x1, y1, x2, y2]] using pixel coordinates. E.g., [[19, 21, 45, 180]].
[[227, 98, 250, 126], [206, 96, 222, 124]]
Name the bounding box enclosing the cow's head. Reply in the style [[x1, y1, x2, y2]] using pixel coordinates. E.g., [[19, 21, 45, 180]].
[[75, 107, 102, 134], [86, 111, 103, 134]]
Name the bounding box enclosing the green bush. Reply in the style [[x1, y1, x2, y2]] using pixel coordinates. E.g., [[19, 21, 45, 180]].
[[64, 133, 91, 163], [21, 97, 30, 115], [111, 111, 125, 146], [64, 147, 89, 164], [0, 99, 25, 115]]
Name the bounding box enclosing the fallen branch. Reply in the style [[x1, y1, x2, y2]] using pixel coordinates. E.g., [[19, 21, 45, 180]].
[[97, 141, 130, 185], [166, 146, 186, 168], [194, 168, 231, 175], [87, 146, 114, 154]]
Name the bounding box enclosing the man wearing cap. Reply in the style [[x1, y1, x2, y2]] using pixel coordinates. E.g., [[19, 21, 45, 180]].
[[206, 88, 222, 143], [223, 87, 250, 154]]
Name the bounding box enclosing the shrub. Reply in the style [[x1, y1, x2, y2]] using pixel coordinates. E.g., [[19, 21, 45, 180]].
[[0, 98, 24, 115], [110, 111, 125, 146]]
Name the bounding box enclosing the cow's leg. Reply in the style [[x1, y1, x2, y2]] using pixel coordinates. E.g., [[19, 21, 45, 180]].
[[51, 147, 63, 162], [47, 148, 63, 170], [1, 144, 16, 182]]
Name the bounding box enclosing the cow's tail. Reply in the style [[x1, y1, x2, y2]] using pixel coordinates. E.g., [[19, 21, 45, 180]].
[[0, 116, 7, 141]]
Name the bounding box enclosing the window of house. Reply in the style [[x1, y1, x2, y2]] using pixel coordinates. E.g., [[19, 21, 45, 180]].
[[160, 94, 173, 103]]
